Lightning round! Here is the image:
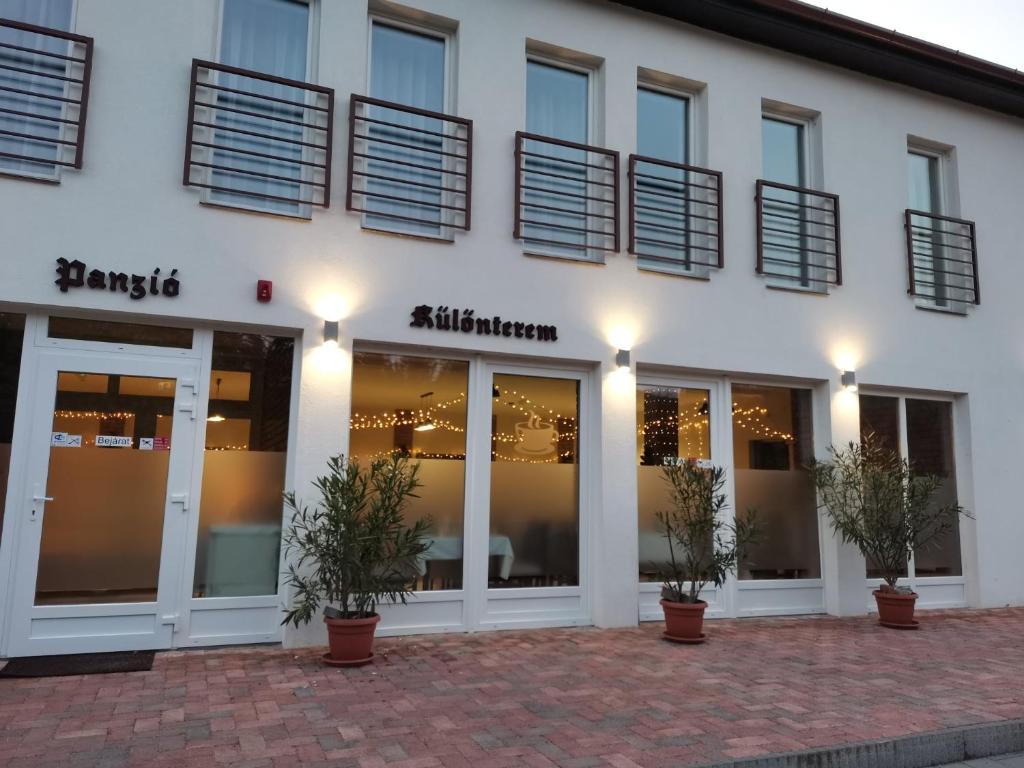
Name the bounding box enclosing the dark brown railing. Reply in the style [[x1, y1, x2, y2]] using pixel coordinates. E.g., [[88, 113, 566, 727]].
[[628, 155, 723, 271], [0, 18, 93, 174], [183, 59, 334, 209], [904, 209, 980, 308], [515, 131, 619, 256], [346, 94, 472, 233], [756, 180, 841, 289]]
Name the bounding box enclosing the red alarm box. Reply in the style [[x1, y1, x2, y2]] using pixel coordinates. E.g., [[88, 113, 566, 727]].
[[256, 280, 272, 303]]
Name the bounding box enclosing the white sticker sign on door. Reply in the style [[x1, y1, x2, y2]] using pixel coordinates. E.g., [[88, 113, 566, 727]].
[[96, 435, 133, 448], [51, 432, 68, 447], [139, 438, 154, 451], [65, 434, 82, 448]]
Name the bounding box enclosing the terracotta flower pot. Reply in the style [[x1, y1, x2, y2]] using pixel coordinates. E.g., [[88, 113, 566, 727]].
[[873, 589, 919, 630], [323, 613, 380, 666], [660, 599, 707, 644]]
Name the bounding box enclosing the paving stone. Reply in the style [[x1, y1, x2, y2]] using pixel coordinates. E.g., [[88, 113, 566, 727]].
[[2, 609, 1024, 767]]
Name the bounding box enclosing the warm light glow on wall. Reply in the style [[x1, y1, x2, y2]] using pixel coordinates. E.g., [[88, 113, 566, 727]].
[[309, 338, 347, 376], [606, 324, 637, 352], [313, 294, 351, 324], [830, 343, 861, 375]]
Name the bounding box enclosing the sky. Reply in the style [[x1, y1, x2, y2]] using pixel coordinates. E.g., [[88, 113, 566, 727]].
[[801, 0, 1024, 71]]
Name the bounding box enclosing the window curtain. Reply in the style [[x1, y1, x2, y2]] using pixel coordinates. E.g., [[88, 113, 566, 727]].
[[0, 0, 74, 177], [365, 23, 446, 236], [522, 62, 589, 257], [212, 0, 310, 214]]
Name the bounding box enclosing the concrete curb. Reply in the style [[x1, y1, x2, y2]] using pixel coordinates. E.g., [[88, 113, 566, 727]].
[[698, 720, 1024, 768]]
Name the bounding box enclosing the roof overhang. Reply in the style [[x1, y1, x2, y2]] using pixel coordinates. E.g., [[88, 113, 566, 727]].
[[611, 0, 1024, 120]]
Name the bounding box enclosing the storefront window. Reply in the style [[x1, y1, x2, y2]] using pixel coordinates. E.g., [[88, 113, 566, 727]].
[[489, 374, 579, 587], [858, 394, 907, 580], [349, 352, 469, 591], [857, 395, 961, 579], [192, 332, 294, 598], [636, 385, 711, 582], [0, 313, 25, 553], [733, 384, 820, 580], [907, 399, 961, 576]]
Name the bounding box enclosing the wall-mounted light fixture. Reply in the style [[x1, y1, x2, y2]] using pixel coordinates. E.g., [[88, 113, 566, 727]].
[[323, 320, 339, 346], [615, 349, 631, 371], [841, 370, 857, 393]]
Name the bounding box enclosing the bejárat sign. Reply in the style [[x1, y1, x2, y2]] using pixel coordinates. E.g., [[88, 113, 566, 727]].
[[55, 258, 180, 300], [410, 305, 557, 342]]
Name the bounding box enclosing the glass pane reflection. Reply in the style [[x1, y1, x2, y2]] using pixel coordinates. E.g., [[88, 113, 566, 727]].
[[36, 373, 176, 605], [349, 353, 469, 591], [636, 386, 711, 581], [733, 384, 820, 580], [489, 374, 579, 588]]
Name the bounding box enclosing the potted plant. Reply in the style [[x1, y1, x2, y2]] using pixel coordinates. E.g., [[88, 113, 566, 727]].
[[655, 460, 760, 643], [811, 434, 969, 629], [282, 454, 431, 666]]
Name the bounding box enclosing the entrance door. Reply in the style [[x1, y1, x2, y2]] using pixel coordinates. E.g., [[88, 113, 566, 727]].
[[7, 350, 199, 656], [470, 365, 589, 629]]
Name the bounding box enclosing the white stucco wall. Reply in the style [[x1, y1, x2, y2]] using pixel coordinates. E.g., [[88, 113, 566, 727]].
[[1, 0, 1022, 650]]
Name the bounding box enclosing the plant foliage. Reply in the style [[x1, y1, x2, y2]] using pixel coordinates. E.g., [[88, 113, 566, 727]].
[[810, 433, 970, 590], [656, 461, 761, 604], [282, 454, 431, 626]]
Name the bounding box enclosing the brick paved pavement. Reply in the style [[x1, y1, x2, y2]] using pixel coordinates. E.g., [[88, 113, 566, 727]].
[[2, 608, 1023, 768]]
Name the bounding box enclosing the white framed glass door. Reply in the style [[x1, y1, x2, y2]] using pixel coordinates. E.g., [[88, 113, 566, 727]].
[[468, 363, 590, 630], [7, 349, 200, 656], [635, 375, 726, 620]]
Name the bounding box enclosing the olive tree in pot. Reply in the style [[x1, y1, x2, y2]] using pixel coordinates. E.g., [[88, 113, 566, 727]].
[[282, 454, 431, 666], [656, 460, 760, 643], [811, 434, 970, 629]]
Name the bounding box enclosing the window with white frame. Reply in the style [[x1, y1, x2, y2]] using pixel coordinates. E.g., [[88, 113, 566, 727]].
[[859, 393, 963, 579], [210, 0, 314, 216], [758, 110, 840, 291], [520, 58, 597, 259], [0, 0, 76, 179], [906, 145, 976, 311], [363, 19, 449, 237]]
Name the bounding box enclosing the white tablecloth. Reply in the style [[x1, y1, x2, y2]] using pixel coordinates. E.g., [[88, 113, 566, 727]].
[[420, 536, 515, 579]]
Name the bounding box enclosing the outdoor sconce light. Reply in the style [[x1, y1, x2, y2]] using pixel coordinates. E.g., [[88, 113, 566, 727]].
[[323, 320, 339, 346], [615, 349, 631, 371], [841, 370, 857, 393]]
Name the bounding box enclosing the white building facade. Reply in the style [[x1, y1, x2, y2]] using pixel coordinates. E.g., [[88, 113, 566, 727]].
[[0, 0, 1020, 657]]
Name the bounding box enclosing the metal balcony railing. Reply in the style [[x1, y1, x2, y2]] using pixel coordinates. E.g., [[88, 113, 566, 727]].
[[756, 180, 841, 290], [346, 94, 472, 235], [904, 209, 980, 309], [515, 131, 619, 257], [183, 59, 334, 211], [0, 18, 93, 176], [628, 155, 723, 272]]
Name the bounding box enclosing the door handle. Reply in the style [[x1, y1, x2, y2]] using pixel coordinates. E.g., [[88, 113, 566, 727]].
[[32, 495, 54, 502], [170, 493, 189, 513]]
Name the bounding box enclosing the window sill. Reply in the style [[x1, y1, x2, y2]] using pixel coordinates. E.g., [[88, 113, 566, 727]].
[[199, 199, 313, 221], [360, 223, 455, 244], [765, 281, 830, 297], [912, 298, 970, 316], [638, 263, 711, 281], [0, 168, 62, 185], [522, 247, 606, 266]]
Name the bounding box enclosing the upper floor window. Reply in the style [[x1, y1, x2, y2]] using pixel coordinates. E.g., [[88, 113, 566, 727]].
[[0, 0, 88, 180], [758, 111, 840, 291], [905, 145, 978, 312], [631, 86, 720, 277], [208, 0, 315, 216], [518, 59, 617, 260], [361, 20, 450, 237]]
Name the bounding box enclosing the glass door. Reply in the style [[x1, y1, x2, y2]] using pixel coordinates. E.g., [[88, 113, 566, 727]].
[[470, 365, 588, 629], [8, 350, 199, 655]]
